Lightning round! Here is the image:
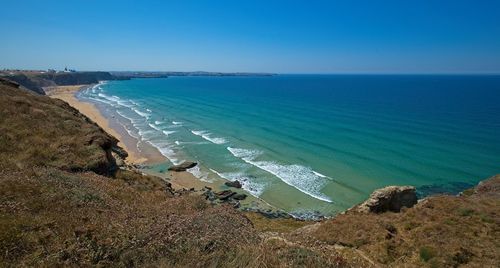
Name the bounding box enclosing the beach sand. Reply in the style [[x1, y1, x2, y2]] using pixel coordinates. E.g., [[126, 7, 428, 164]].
[[47, 85, 146, 164], [45, 85, 208, 190], [46, 85, 274, 211]]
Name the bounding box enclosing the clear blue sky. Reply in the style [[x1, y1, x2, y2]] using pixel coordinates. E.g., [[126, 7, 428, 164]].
[[1, 0, 500, 73]]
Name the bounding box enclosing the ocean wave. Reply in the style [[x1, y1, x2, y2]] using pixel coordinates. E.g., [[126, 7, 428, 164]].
[[172, 121, 182, 125], [154, 120, 163, 125], [186, 165, 212, 182], [191, 130, 227, 144], [148, 123, 163, 131], [162, 130, 176, 136], [227, 147, 332, 203], [132, 108, 151, 118], [227, 147, 262, 159], [145, 140, 180, 165], [209, 169, 265, 197], [175, 140, 208, 145], [98, 93, 120, 102]]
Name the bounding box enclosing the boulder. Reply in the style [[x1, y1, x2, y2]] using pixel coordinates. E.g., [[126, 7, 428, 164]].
[[232, 193, 247, 200], [167, 161, 197, 172], [356, 186, 417, 213], [224, 180, 242, 188], [216, 190, 236, 201]]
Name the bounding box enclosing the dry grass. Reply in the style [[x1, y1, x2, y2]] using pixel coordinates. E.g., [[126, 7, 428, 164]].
[[297, 182, 500, 267], [0, 82, 119, 175]]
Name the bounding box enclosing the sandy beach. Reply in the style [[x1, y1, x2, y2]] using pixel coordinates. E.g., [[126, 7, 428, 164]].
[[45, 85, 220, 191], [45, 85, 273, 211], [46, 85, 147, 164]]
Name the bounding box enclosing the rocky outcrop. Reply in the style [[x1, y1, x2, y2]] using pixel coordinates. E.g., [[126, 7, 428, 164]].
[[225, 180, 242, 188], [168, 161, 197, 172], [468, 174, 500, 198], [355, 186, 417, 213]]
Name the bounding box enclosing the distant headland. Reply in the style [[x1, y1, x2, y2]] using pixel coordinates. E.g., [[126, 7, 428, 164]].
[[0, 69, 275, 95]]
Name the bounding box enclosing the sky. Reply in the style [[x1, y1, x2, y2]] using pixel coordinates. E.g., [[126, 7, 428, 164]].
[[1, 0, 500, 74]]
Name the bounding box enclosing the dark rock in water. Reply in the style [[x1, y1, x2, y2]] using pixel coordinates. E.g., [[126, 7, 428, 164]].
[[232, 193, 247, 200], [167, 161, 197, 172], [224, 180, 242, 188], [355, 186, 417, 213], [216, 190, 236, 201]]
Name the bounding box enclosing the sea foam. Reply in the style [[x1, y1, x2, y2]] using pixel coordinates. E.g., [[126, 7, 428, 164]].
[[227, 147, 333, 203], [209, 168, 265, 197], [191, 130, 227, 144]]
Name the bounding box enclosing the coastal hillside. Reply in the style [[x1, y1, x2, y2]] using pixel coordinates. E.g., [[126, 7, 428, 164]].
[[0, 79, 499, 267], [0, 71, 122, 95]]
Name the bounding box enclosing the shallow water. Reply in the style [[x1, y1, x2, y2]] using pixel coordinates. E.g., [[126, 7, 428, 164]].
[[77, 75, 500, 216]]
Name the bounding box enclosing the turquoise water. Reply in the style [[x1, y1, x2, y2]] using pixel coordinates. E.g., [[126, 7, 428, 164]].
[[78, 75, 500, 216]]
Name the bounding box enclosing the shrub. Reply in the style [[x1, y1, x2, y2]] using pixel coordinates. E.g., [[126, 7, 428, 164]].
[[420, 246, 436, 262]]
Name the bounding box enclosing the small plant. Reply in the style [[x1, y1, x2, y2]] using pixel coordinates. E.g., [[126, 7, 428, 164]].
[[419, 246, 436, 262], [457, 208, 475, 217]]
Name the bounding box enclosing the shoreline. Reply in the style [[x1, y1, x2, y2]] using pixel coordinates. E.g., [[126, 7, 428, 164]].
[[46, 85, 148, 164], [45, 84, 278, 212]]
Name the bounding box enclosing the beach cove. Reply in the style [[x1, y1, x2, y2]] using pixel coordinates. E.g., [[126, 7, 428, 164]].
[[45, 84, 276, 213]]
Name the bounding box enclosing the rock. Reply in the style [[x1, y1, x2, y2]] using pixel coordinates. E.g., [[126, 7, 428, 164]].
[[215, 190, 236, 201], [203, 186, 212, 191], [202, 190, 216, 201], [167, 161, 197, 172], [232, 193, 247, 200], [473, 174, 500, 198], [355, 186, 417, 213], [224, 180, 242, 188]]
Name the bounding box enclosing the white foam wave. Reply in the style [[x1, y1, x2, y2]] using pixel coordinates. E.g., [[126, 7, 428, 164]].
[[162, 130, 176, 136], [154, 121, 162, 125], [191, 130, 227, 144], [132, 108, 151, 118], [209, 169, 265, 197], [186, 165, 212, 182], [172, 121, 182, 125], [227, 147, 332, 203], [227, 147, 262, 159], [148, 123, 163, 131]]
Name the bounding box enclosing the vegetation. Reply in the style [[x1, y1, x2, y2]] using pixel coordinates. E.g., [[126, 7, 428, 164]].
[[1, 79, 498, 267]]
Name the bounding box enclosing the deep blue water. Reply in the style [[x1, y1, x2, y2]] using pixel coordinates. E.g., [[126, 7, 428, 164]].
[[78, 75, 500, 215]]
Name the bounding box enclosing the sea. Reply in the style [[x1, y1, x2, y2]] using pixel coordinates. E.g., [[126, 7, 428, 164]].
[[77, 75, 500, 217]]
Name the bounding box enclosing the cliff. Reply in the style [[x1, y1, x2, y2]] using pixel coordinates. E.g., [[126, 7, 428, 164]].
[[1, 71, 123, 95], [0, 80, 498, 267]]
